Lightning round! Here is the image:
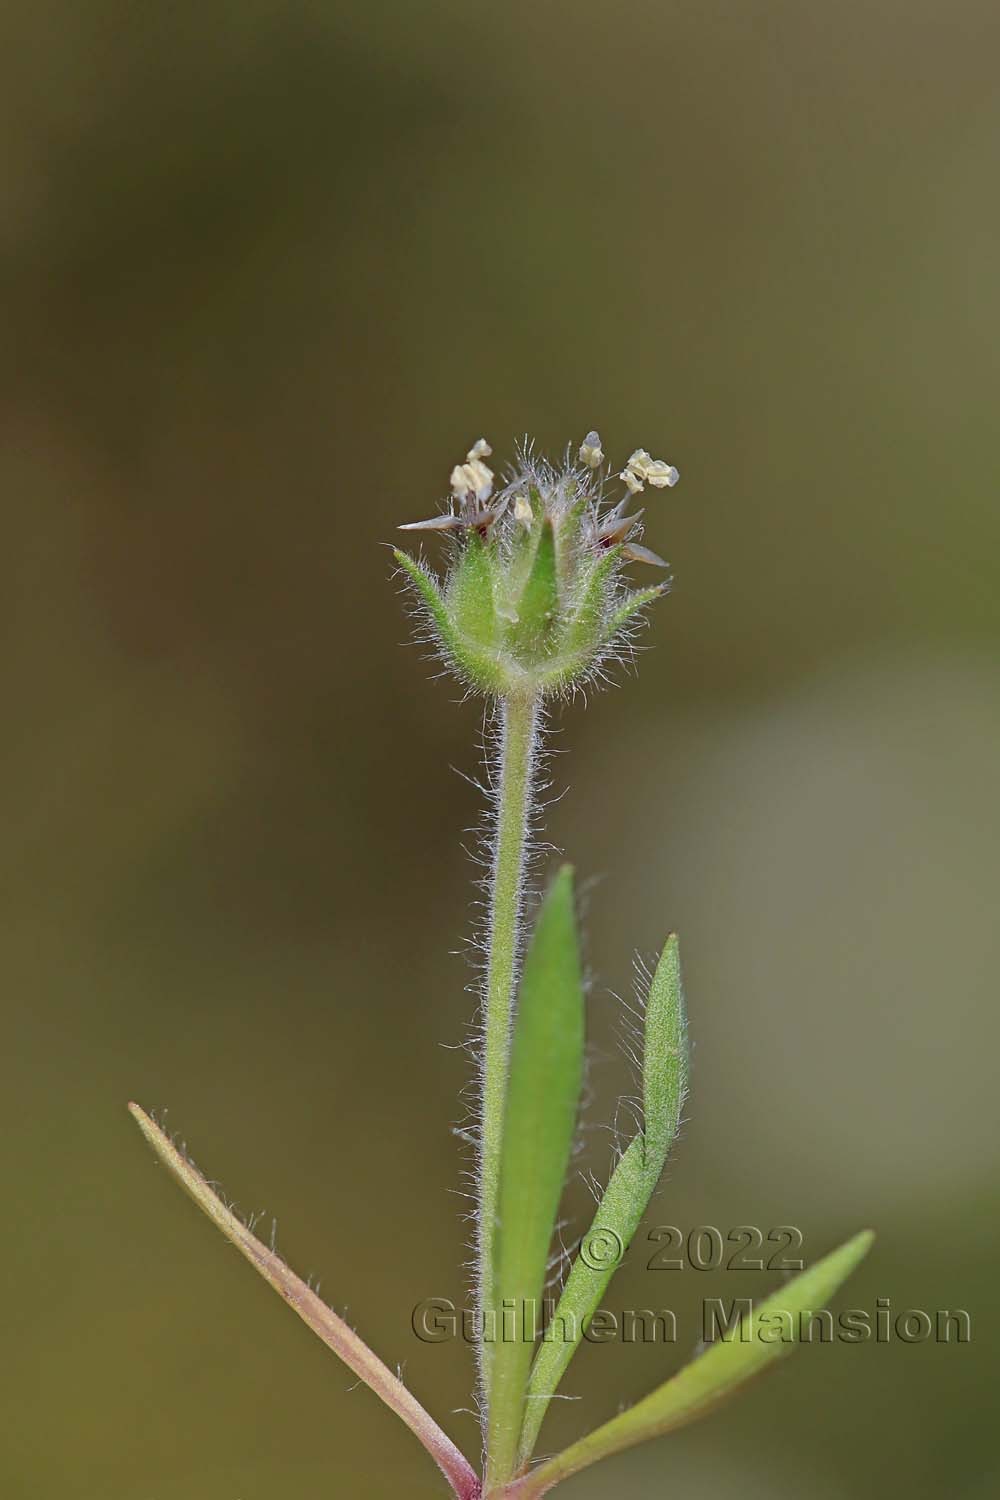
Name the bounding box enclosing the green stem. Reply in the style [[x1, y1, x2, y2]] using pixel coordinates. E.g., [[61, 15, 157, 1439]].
[[477, 689, 540, 1411]]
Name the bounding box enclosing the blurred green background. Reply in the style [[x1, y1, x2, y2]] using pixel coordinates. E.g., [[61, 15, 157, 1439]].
[[2, 2, 997, 1496]]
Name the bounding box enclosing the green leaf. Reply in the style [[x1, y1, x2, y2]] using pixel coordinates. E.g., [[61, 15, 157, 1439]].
[[393, 549, 452, 640], [517, 935, 688, 1465], [487, 866, 585, 1488], [642, 934, 688, 1174], [511, 1229, 875, 1499], [518, 1134, 647, 1465], [127, 1104, 480, 1500], [602, 583, 667, 644], [555, 547, 620, 660], [447, 532, 499, 647], [506, 516, 559, 659], [395, 545, 508, 695]]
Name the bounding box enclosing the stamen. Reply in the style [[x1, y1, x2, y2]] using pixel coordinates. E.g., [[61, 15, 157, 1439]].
[[578, 431, 604, 469], [513, 494, 533, 529], [451, 457, 495, 504], [627, 450, 679, 489]]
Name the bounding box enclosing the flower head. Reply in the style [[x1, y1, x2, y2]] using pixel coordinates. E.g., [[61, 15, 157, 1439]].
[[395, 432, 679, 698]]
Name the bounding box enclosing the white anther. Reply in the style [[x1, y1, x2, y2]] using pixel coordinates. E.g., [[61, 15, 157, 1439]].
[[513, 494, 533, 528], [626, 449, 654, 479], [628, 449, 679, 488], [578, 431, 604, 469], [450, 457, 494, 504], [645, 460, 680, 488]]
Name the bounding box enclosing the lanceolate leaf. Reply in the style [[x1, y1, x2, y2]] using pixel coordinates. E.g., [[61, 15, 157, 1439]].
[[394, 546, 507, 696], [554, 547, 621, 662], [518, 1135, 648, 1465], [517, 936, 688, 1465], [641, 934, 688, 1174], [487, 867, 585, 1488], [510, 1229, 875, 1499], [602, 583, 667, 645], [128, 1105, 480, 1500], [447, 531, 499, 647], [393, 549, 452, 641], [506, 517, 559, 657]]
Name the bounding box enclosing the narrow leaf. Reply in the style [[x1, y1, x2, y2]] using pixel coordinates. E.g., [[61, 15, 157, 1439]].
[[128, 1104, 480, 1500], [537, 549, 622, 694], [487, 867, 585, 1488], [602, 583, 667, 644], [511, 1230, 875, 1499], [393, 548, 451, 639], [446, 531, 498, 647], [556, 547, 620, 659], [506, 517, 559, 657], [641, 934, 688, 1173], [517, 935, 688, 1464], [518, 1135, 648, 1465], [395, 545, 506, 695]]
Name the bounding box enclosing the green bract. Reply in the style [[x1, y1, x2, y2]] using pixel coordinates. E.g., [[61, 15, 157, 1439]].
[[395, 435, 676, 697]]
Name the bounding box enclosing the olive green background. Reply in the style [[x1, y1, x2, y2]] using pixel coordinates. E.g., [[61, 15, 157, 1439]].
[[2, 3, 997, 1497]]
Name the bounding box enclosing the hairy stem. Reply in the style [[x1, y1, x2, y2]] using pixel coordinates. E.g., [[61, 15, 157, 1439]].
[[478, 689, 540, 1410]]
